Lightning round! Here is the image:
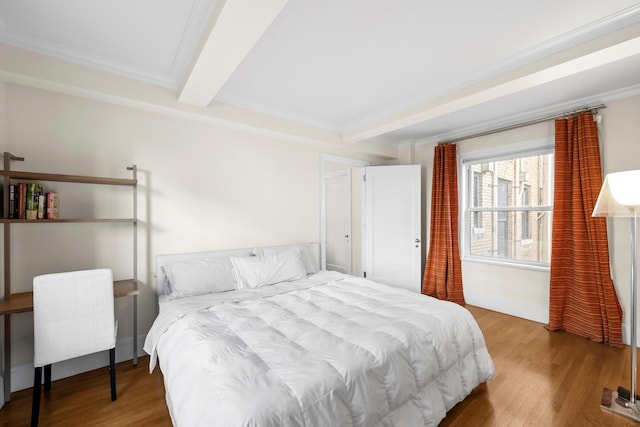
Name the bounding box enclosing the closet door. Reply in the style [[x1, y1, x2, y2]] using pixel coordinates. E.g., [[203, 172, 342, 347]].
[[363, 165, 421, 292]]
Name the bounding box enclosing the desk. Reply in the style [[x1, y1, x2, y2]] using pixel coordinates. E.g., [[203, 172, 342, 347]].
[[0, 279, 139, 402]]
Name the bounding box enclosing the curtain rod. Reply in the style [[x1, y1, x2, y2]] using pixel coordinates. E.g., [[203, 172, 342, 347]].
[[438, 104, 606, 145]]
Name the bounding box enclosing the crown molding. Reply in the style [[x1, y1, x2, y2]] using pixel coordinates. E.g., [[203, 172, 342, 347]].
[[0, 29, 177, 88], [413, 83, 640, 146], [0, 0, 219, 90], [168, 0, 221, 89]]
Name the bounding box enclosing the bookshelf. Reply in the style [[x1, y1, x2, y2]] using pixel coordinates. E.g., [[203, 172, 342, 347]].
[[0, 152, 139, 403]]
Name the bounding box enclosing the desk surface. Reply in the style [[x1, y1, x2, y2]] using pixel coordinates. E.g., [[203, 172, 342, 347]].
[[0, 279, 139, 315]]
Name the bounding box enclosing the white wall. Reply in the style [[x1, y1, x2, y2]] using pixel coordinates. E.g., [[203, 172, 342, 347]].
[[1, 82, 380, 391], [415, 94, 640, 344]]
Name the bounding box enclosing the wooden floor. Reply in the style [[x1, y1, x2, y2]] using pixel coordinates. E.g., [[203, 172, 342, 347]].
[[1, 306, 638, 426], [0, 358, 171, 427]]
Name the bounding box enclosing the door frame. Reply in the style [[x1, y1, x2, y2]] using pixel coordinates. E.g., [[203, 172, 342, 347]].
[[320, 154, 369, 271]]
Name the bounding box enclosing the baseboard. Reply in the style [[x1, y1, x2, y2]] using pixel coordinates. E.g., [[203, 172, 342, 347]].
[[465, 292, 549, 324], [8, 334, 147, 393], [467, 293, 640, 347]]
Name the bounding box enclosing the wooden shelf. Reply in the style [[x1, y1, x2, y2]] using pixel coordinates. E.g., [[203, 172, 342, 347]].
[[114, 279, 140, 298], [0, 170, 136, 186], [0, 292, 32, 315], [0, 280, 139, 316], [0, 218, 137, 224]]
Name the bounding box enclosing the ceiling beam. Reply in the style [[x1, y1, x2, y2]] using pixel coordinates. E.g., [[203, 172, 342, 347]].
[[178, 0, 289, 107], [342, 35, 640, 143]]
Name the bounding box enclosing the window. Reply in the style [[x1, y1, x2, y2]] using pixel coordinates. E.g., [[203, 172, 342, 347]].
[[463, 144, 554, 268]]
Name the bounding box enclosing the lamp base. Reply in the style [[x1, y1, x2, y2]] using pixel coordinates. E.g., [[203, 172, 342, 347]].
[[600, 387, 640, 422]]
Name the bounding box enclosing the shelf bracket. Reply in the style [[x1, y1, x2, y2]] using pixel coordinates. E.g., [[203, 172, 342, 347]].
[[3, 152, 25, 165]]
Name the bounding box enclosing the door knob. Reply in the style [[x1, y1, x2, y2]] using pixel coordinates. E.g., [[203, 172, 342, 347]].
[[345, 235, 349, 238], [415, 238, 420, 243]]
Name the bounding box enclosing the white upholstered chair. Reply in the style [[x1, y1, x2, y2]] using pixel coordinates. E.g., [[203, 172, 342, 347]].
[[31, 269, 117, 427]]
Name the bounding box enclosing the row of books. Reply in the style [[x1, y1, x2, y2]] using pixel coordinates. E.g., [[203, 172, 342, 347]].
[[8, 183, 59, 220]]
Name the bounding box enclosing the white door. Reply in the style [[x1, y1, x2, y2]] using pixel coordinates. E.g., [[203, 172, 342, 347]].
[[325, 169, 352, 273], [364, 165, 421, 292]]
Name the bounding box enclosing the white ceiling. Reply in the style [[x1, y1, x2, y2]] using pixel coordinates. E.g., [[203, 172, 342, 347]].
[[1, 0, 640, 146]]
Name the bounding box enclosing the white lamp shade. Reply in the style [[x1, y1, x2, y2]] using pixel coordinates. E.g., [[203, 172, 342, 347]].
[[593, 170, 640, 218]]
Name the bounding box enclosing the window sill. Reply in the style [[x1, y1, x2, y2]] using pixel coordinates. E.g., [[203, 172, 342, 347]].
[[463, 256, 550, 272]]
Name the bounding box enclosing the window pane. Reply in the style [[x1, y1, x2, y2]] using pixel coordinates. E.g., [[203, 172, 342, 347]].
[[468, 210, 551, 264], [467, 154, 553, 208]]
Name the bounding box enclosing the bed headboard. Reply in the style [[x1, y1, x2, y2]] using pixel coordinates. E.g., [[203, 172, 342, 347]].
[[155, 242, 321, 296]]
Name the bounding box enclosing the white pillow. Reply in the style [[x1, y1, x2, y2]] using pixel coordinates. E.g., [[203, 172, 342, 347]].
[[263, 245, 318, 275], [231, 248, 307, 290], [163, 256, 236, 299]]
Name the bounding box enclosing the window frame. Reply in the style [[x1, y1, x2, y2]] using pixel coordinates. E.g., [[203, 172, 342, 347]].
[[459, 139, 554, 271], [521, 184, 532, 241], [472, 171, 482, 229]]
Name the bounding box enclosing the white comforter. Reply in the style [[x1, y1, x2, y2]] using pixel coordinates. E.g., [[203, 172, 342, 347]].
[[144, 271, 494, 427]]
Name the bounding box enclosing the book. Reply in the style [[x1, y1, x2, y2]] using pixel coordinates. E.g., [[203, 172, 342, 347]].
[[17, 183, 26, 219], [25, 183, 42, 220], [8, 184, 16, 219], [46, 192, 59, 220], [37, 194, 45, 219]]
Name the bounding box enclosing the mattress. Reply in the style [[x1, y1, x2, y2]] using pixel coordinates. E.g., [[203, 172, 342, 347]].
[[144, 270, 494, 426]]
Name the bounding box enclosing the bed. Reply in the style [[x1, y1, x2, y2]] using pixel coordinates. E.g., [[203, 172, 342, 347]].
[[144, 243, 494, 426]]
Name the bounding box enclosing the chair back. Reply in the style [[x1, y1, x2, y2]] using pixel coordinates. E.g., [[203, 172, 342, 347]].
[[33, 269, 116, 368]]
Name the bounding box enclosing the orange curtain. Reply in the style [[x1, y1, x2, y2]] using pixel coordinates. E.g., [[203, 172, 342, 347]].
[[547, 112, 622, 346], [423, 144, 465, 305]]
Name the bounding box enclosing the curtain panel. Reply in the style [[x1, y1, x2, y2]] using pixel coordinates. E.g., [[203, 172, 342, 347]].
[[547, 112, 622, 346], [423, 143, 465, 305]]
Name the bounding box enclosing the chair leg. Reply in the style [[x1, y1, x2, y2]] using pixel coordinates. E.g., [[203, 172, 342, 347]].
[[109, 347, 117, 401], [31, 367, 42, 427], [44, 364, 52, 393]]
